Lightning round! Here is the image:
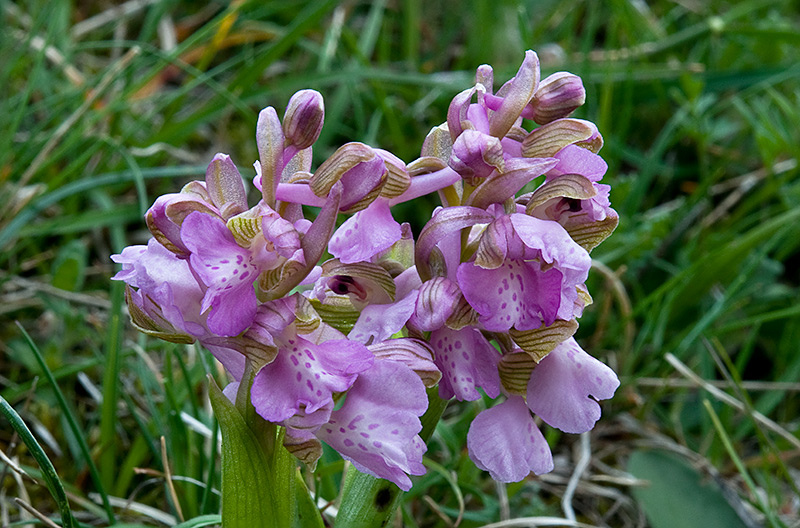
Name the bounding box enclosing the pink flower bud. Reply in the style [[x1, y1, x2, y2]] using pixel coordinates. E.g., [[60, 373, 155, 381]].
[[205, 153, 247, 220], [256, 106, 284, 205], [528, 72, 585, 125], [283, 89, 325, 149], [311, 142, 387, 212], [449, 129, 505, 184]]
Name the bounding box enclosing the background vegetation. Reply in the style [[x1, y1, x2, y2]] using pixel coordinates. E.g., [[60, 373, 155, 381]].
[[2, 0, 799, 526]]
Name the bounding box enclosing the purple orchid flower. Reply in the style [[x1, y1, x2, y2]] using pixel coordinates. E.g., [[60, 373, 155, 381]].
[[467, 395, 553, 482], [456, 211, 592, 331], [249, 296, 375, 425], [180, 211, 262, 336], [329, 199, 403, 264], [526, 337, 619, 434], [519, 143, 619, 251], [113, 57, 620, 496], [466, 337, 618, 482], [111, 239, 208, 339], [317, 358, 429, 491], [407, 276, 501, 401], [243, 295, 432, 490], [111, 238, 247, 378], [429, 325, 501, 401]]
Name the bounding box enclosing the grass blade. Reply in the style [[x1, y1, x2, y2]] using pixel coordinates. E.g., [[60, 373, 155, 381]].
[[0, 165, 204, 252], [16, 322, 116, 524], [703, 400, 782, 527], [99, 289, 123, 493], [0, 394, 76, 528]]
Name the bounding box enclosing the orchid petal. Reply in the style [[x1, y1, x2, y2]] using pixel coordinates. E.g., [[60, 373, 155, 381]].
[[387, 166, 461, 206], [526, 338, 619, 434], [448, 84, 484, 141], [266, 182, 342, 300], [508, 214, 591, 320], [145, 193, 216, 256], [204, 343, 247, 381], [449, 130, 505, 183], [182, 212, 258, 336], [409, 277, 461, 331], [416, 206, 493, 282], [317, 360, 428, 491], [489, 50, 540, 138], [205, 153, 247, 219], [275, 182, 327, 207], [311, 142, 386, 211], [457, 259, 561, 331], [368, 338, 441, 388], [113, 239, 208, 336], [348, 290, 418, 345], [547, 144, 608, 182], [250, 336, 373, 422], [465, 157, 558, 209], [421, 123, 453, 163], [521, 118, 601, 159], [467, 396, 553, 482], [256, 106, 285, 206], [329, 199, 402, 264], [431, 326, 501, 401]]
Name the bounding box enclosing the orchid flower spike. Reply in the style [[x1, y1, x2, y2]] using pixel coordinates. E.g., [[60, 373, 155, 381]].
[[113, 50, 620, 491]]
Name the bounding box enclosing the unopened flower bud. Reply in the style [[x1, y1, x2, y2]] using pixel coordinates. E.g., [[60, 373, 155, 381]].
[[311, 142, 387, 212], [256, 106, 284, 206], [489, 49, 540, 138], [282, 89, 324, 149], [205, 153, 248, 220], [449, 129, 505, 184], [475, 64, 494, 93], [421, 123, 452, 163], [528, 72, 585, 125]]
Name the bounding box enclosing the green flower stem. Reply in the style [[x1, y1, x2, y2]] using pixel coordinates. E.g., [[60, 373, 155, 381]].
[[335, 387, 449, 528], [209, 360, 324, 528]]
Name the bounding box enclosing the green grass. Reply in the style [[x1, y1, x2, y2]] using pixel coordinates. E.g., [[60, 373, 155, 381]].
[[2, 0, 800, 526]]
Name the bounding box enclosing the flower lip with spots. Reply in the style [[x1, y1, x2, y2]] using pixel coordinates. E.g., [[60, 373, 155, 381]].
[[457, 212, 591, 332]]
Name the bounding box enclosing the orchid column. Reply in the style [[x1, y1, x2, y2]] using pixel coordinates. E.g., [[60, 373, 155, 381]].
[[112, 50, 620, 527]]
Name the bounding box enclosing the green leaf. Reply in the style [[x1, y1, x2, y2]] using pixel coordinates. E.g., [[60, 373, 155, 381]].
[[627, 449, 749, 528], [173, 514, 223, 528], [208, 376, 323, 528], [208, 377, 283, 528], [293, 469, 324, 528], [50, 239, 87, 291]]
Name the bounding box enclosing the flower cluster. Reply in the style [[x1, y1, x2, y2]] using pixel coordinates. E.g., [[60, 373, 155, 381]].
[[112, 51, 619, 490]]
